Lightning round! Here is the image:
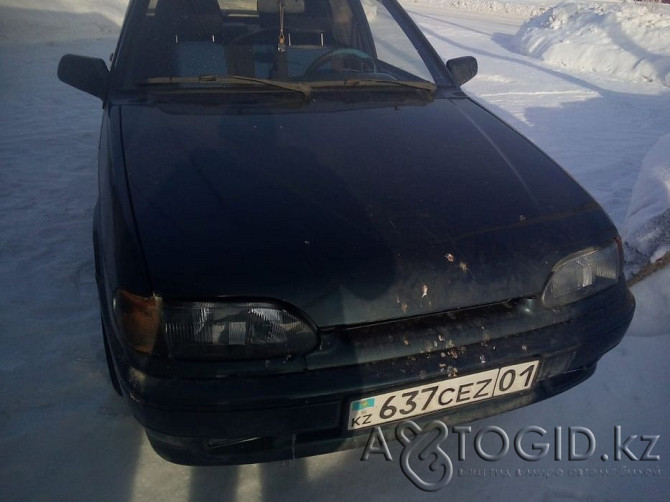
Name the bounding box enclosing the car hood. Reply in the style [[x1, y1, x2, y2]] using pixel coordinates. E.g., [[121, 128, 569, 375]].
[[120, 96, 616, 326]]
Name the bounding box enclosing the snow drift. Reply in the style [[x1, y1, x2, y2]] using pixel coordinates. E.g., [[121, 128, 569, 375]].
[[512, 2, 670, 87], [403, 0, 551, 18], [623, 133, 670, 277]]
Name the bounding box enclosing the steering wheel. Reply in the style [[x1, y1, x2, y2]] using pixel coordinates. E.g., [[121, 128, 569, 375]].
[[304, 48, 376, 77]]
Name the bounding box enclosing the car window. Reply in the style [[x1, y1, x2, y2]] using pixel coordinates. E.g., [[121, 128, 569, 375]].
[[362, 1, 433, 82], [119, 0, 437, 90]]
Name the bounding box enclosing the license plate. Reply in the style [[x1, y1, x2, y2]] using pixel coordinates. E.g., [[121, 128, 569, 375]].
[[347, 360, 539, 430]]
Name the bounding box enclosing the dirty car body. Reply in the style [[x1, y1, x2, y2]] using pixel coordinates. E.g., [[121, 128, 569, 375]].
[[58, 0, 634, 465]]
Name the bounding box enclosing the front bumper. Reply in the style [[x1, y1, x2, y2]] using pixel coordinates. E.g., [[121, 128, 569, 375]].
[[105, 281, 634, 465]]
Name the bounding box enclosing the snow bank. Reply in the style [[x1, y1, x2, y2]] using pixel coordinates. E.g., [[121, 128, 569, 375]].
[[623, 133, 670, 277], [628, 266, 670, 337], [402, 0, 629, 19], [403, 0, 552, 18], [0, 0, 127, 42], [511, 2, 670, 87]]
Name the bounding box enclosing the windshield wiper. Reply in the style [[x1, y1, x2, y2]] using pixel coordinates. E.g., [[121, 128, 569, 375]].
[[139, 75, 312, 99], [311, 79, 436, 94]]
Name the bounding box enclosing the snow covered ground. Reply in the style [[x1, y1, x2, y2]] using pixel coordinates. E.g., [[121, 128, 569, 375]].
[[1, 1, 669, 501]]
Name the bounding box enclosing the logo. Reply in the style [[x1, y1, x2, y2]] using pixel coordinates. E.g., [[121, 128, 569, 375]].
[[362, 420, 454, 491], [397, 420, 454, 491]]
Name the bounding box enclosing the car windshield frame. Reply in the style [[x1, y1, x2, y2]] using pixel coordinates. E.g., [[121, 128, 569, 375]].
[[108, 0, 455, 98]]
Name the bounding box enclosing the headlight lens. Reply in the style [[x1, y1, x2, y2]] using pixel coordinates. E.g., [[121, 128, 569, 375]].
[[114, 293, 318, 360], [541, 240, 622, 308]]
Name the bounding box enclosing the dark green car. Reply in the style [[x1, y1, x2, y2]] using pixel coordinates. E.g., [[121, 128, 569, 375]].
[[58, 0, 634, 465]]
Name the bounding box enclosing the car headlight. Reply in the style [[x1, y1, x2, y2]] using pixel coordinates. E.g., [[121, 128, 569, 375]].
[[114, 291, 318, 360], [541, 239, 622, 308]]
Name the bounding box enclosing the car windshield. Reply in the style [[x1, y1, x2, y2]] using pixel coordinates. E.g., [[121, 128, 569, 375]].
[[119, 0, 441, 92]]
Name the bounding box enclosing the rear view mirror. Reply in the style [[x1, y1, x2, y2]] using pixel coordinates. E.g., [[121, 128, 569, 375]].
[[446, 56, 478, 86], [257, 0, 305, 14], [57, 54, 110, 100]]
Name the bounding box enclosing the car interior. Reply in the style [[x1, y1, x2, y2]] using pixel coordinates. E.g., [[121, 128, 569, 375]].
[[128, 0, 383, 83]]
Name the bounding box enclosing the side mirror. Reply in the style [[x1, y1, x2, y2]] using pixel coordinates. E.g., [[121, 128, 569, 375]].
[[57, 54, 110, 100], [446, 56, 478, 87]]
